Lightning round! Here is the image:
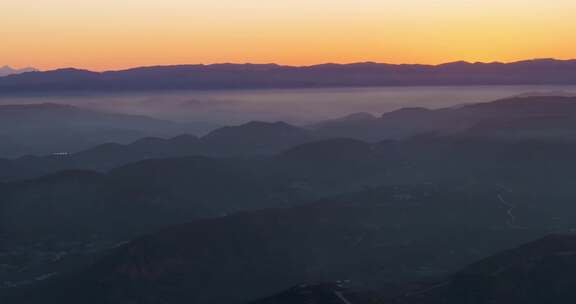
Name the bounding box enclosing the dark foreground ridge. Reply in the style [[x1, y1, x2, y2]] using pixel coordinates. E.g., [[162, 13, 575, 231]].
[[252, 234, 576, 304], [396, 234, 576, 304]]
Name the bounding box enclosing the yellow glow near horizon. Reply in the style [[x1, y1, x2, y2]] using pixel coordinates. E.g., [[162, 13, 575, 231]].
[[2, 0, 576, 71]]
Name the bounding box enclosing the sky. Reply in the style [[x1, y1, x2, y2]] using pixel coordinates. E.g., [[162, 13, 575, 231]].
[[2, 0, 576, 71]]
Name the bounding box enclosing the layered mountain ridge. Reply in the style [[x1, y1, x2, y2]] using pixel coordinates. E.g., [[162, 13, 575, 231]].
[[2, 59, 576, 93]]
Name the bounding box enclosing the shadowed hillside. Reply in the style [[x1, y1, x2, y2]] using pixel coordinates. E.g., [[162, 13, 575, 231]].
[[0, 103, 195, 157]]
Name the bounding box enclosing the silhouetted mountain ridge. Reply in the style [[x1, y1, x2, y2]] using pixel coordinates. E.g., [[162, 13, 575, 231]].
[[0, 66, 37, 77], [314, 96, 576, 141], [3, 59, 576, 93], [0, 120, 316, 180], [5, 96, 576, 180]]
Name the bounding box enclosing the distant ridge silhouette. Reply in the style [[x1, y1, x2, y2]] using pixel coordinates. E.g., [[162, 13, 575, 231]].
[[4, 95, 576, 181], [0, 65, 37, 77], [2, 59, 576, 93]]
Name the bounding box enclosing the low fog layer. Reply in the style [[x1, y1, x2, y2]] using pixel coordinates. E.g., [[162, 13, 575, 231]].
[[2, 86, 576, 125]]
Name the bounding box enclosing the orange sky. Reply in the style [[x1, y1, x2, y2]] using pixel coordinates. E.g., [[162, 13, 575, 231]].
[[2, 0, 576, 71]]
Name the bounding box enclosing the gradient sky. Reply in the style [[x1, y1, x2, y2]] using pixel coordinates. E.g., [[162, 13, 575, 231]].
[[2, 0, 576, 71]]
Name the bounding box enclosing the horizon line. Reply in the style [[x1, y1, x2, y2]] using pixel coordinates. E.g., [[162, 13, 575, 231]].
[[5, 57, 576, 74]]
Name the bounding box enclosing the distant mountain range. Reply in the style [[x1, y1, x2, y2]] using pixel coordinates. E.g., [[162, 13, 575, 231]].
[[312, 95, 576, 141], [0, 66, 37, 77], [0, 120, 314, 180], [5, 95, 576, 180], [2, 59, 576, 93], [0, 103, 196, 157]]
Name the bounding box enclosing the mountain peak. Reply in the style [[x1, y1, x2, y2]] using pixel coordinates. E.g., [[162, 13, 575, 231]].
[[0, 65, 37, 77]]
